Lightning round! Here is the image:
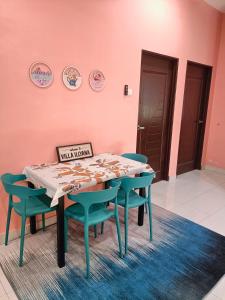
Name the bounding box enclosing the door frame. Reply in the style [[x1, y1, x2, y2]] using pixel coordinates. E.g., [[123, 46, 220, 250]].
[[177, 60, 212, 174], [137, 50, 178, 181]]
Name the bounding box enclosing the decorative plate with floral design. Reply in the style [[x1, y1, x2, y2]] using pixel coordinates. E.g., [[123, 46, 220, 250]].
[[29, 62, 53, 88], [89, 70, 106, 92], [62, 66, 82, 90]]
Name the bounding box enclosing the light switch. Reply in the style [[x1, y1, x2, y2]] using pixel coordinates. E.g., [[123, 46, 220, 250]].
[[124, 85, 133, 96], [127, 88, 133, 96]]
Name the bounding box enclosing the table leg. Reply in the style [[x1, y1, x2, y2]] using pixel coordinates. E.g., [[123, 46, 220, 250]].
[[105, 181, 110, 207], [138, 204, 144, 226], [28, 182, 37, 234], [105, 181, 109, 189], [138, 187, 145, 226], [57, 196, 65, 268], [30, 216, 37, 234]]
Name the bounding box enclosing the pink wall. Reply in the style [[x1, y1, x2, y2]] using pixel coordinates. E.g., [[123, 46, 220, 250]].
[[205, 14, 225, 169], [0, 0, 222, 234]]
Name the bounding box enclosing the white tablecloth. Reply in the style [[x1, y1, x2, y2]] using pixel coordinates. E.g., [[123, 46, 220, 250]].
[[23, 153, 154, 207]]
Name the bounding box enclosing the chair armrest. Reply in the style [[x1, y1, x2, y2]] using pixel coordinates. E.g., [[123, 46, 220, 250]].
[[28, 187, 47, 197], [67, 193, 76, 202], [109, 180, 121, 188], [14, 174, 27, 181], [0, 173, 27, 182], [108, 178, 123, 186]]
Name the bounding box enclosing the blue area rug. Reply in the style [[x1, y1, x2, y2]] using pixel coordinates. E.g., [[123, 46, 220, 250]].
[[1, 204, 225, 300]]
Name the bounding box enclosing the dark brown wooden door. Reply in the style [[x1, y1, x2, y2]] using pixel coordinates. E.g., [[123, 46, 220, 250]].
[[137, 51, 177, 181], [177, 62, 212, 175]]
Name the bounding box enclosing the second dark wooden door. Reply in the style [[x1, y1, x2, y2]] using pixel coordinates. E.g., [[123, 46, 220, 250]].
[[137, 51, 177, 181], [177, 62, 212, 175]]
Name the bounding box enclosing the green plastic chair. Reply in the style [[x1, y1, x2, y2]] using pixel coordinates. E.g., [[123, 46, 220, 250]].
[[121, 153, 149, 213], [65, 181, 123, 278], [110, 172, 154, 254], [1, 173, 56, 266], [121, 153, 148, 164]]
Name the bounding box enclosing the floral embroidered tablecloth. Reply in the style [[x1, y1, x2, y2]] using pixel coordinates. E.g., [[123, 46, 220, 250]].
[[23, 153, 154, 207]]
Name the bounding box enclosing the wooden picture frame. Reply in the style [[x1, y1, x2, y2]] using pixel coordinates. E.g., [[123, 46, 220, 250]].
[[56, 143, 93, 163]]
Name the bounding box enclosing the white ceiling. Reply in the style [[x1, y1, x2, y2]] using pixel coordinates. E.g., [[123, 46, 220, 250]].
[[204, 0, 225, 12]]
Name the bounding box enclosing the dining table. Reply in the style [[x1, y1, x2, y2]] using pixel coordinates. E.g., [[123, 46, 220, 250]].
[[23, 153, 154, 268]]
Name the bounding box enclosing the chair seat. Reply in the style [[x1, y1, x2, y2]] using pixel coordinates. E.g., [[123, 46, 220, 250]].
[[112, 189, 147, 208], [65, 203, 114, 225], [13, 194, 54, 216]]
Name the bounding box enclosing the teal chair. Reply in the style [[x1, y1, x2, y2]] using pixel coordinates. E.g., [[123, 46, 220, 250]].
[[110, 172, 154, 254], [1, 173, 56, 266], [65, 181, 123, 278], [121, 153, 148, 164], [121, 153, 148, 213]]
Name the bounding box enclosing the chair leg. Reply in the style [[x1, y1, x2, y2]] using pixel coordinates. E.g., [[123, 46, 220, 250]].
[[147, 200, 153, 241], [124, 206, 129, 255], [19, 216, 26, 267], [5, 206, 12, 246], [101, 222, 104, 234], [115, 211, 123, 258], [64, 217, 68, 252], [94, 225, 97, 238], [42, 213, 45, 231], [84, 224, 90, 278], [145, 202, 148, 214]]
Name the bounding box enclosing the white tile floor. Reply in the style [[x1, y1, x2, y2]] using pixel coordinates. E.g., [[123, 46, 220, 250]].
[[0, 169, 225, 300]]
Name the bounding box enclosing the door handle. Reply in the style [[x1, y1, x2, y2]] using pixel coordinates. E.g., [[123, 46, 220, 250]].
[[198, 120, 204, 124], [137, 125, 145, 130]]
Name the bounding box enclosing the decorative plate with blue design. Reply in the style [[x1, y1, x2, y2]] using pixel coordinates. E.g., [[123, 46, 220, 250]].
[[62, 66, 82, 90], [29, 62, 53, 88]]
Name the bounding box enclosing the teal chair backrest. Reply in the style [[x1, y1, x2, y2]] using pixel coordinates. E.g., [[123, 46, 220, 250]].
[[1, 173, 46, 208], [121, 153, 148, 163], [68, 181, 121, 217], [120, 172, 154, 194]]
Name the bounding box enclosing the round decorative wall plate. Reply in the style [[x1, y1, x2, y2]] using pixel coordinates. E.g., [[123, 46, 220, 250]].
[[29, 62, 53, 88], [62, 66, 82, 90], [89, 70, 106, 92]]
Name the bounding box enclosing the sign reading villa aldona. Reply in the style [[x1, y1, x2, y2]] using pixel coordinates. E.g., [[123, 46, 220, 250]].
[[56, 143, 93, 162]]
